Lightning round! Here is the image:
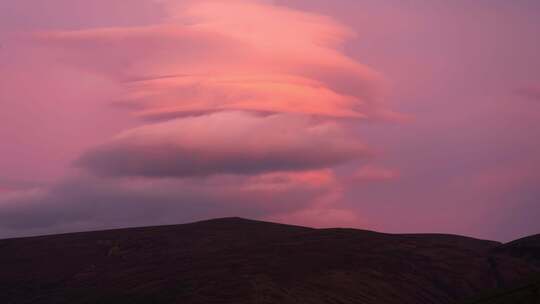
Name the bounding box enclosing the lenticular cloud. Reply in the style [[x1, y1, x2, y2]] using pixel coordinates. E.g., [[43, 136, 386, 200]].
[[77, 112, 370, 177], [39, 0, 384, 120], [0, 0, 398, 236], [38, 0, 388, 177]]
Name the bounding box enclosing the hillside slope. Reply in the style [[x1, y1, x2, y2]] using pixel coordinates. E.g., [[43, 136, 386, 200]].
[[0, 218, 538, 304]]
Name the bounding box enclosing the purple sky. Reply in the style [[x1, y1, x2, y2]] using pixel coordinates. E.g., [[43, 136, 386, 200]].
[[1, 0, 539, 241]]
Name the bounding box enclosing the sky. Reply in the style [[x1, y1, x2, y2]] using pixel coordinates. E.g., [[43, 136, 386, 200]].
[[1, 0, 539, 241]]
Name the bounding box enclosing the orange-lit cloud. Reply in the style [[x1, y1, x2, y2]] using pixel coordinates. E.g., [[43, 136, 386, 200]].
[[38, 0, 386, 120], [264, 168, 365, 228], [2, 0, 540, 242], [0, 0, 394, 237], [12, 0, 391, 236], [35, 0, 388, 179]]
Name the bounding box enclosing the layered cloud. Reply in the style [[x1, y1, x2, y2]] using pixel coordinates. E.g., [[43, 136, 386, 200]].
[[4, 0, 540, 242], [37, 0, 386, 120], [0, 0, 396, 238], [36, 0, 387, 179], [77, 112, 369, 177]]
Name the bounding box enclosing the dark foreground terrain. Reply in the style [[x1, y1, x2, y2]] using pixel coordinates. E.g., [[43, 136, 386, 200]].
[[1, 218, 539, 304]]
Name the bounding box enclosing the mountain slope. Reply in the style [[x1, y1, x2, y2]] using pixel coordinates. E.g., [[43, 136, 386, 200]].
[[0, 218, 538, 304], [458, 275, 540, 304], [493, 234, 540, 265]]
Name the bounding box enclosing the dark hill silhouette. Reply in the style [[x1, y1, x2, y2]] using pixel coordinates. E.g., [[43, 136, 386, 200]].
[[493, 234, 540, 265], [0, 217, 538, 304]]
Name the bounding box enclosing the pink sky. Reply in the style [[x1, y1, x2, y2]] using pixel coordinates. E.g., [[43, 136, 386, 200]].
[[1, 0, 539, 241]]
